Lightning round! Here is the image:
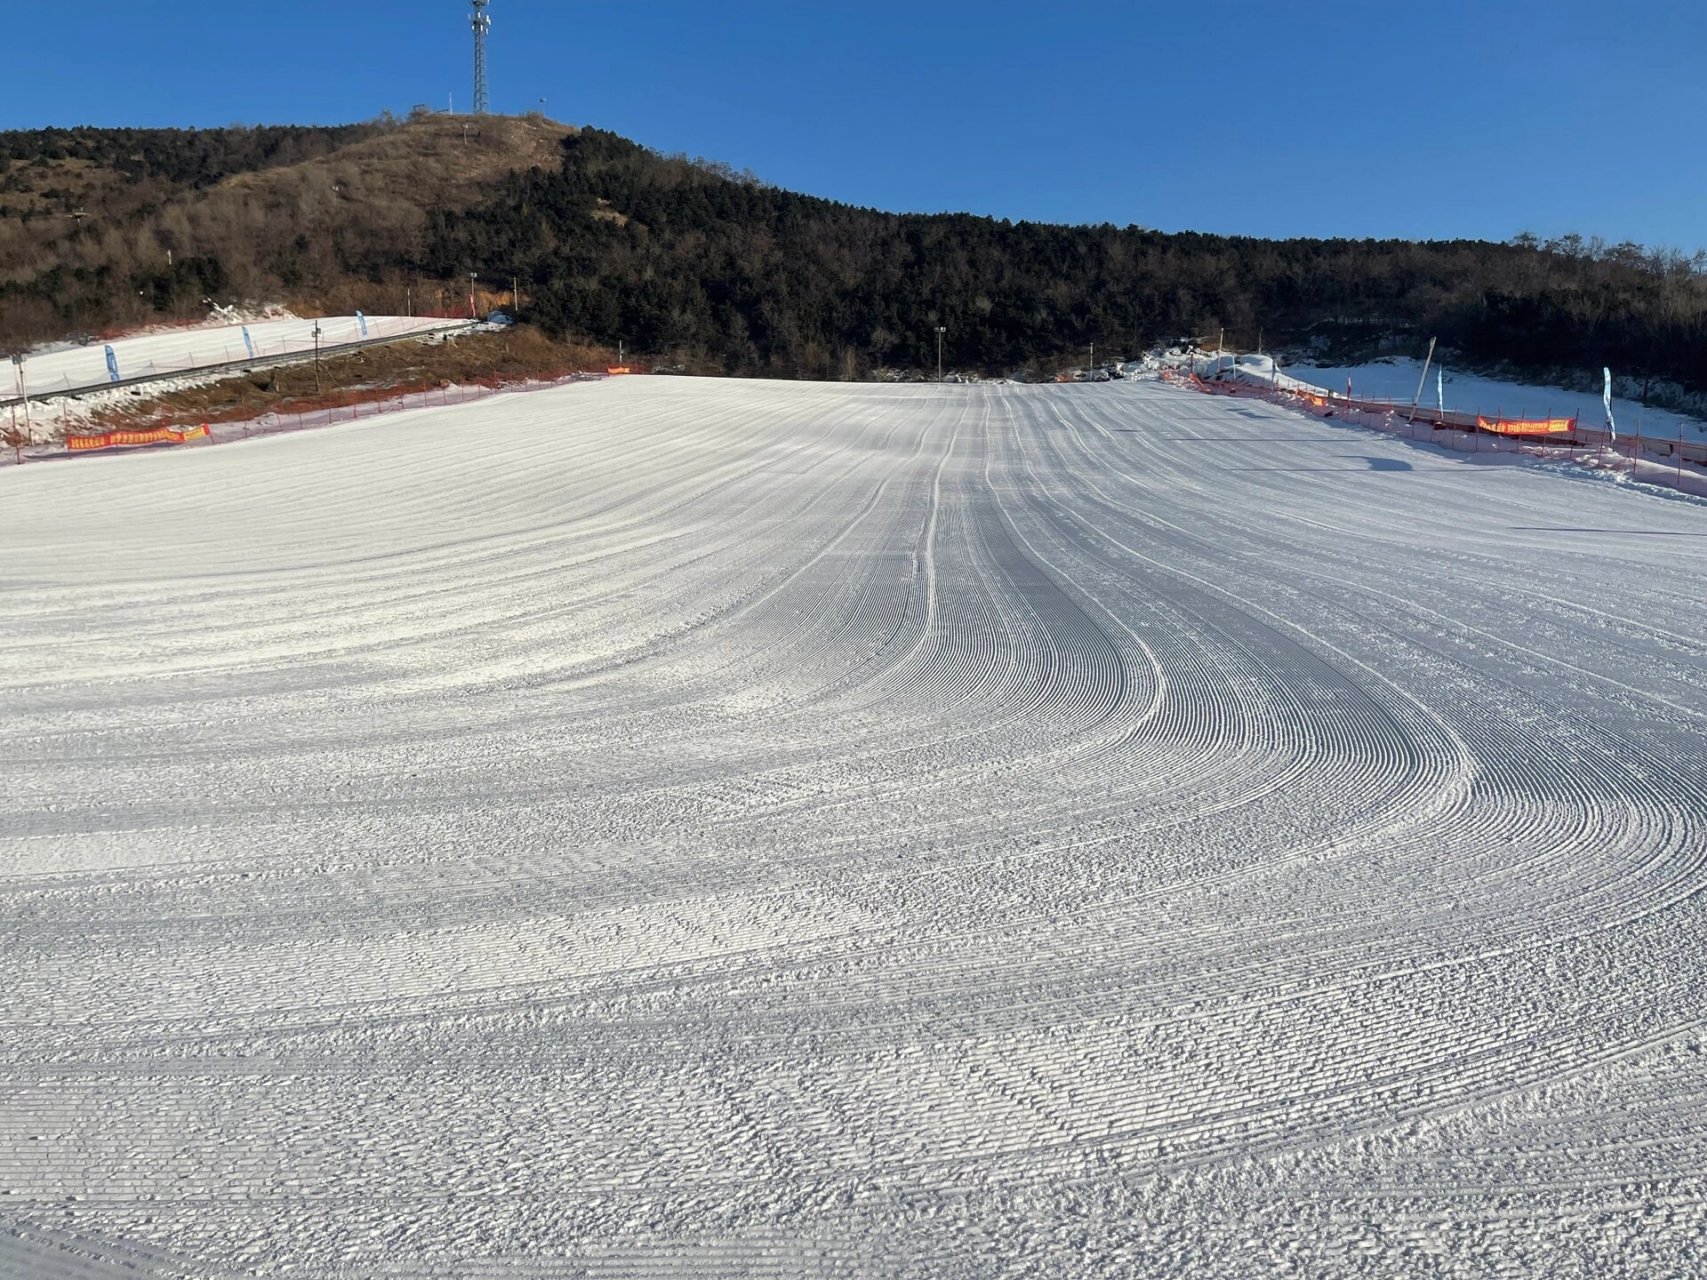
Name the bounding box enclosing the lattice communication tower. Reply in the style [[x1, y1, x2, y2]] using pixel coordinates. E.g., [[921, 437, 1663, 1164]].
[[471, 0, 493, 115]]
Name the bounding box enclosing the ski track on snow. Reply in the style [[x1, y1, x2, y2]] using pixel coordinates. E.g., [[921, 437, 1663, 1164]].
[[1, 377, 1705, 1278]]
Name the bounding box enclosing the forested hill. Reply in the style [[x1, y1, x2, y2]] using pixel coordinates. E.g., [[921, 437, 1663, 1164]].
[[6, 118, 1707, 392], [429, 129, 1707, 386], [0, 115, 571, 345]]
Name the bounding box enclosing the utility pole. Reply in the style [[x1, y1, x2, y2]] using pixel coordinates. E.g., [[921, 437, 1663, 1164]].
[[312, 323, 323, 394], [469, 272, 479, 320], [471, 0, 493, 116], [1090, 341, 1095, 375], [935, 326, 946, 381]]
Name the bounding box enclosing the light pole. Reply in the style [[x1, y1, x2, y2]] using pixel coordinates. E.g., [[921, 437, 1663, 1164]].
[[935, 326, 946, 381], [1090, 341, 1095, 376], [312, 322, 323, 394], [469, 272, 479, 320]]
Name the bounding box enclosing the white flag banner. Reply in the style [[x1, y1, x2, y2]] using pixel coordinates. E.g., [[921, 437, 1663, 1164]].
[[1603, 367, 1616, 439], [1436, 367, 1444, 415]]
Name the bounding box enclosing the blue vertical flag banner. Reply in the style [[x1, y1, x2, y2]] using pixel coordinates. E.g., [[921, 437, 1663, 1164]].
[[104, 346, 120, 383], [241, 326, 256, 359], [356, 311, 370, 339], [1603, 367, 1616, 439]]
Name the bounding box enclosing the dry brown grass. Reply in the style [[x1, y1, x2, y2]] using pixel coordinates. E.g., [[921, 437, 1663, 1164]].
[[219, 115, 573, 215], [210, 117, 577, 315], [2, 115, 578, 341], [89, 325, 615, 431], [0, 157, 130, 219]]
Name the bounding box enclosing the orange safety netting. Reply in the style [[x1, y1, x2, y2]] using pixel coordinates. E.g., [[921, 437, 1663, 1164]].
[[67, 425, 211, 453], [1475, 415, 1576, 436]]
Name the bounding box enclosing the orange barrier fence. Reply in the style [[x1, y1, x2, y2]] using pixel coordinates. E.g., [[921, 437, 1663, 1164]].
[[1163, 362, 1707, 493], [67, 425, 211, 453], [1179, 369, 1602, 439], [4, 372, 616, 468]]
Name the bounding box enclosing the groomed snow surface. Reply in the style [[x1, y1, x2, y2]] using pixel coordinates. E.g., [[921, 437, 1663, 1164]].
[[4, 377, 1706, 1278]]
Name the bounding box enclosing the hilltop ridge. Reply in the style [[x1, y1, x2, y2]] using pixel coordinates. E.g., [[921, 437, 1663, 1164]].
[[0, 115, 571, 342], [5, 117, 1707, 392]]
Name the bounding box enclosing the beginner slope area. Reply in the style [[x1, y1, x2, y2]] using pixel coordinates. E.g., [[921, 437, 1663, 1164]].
[[14, 315, 455, 398], [3, 377, 1705, 1278]]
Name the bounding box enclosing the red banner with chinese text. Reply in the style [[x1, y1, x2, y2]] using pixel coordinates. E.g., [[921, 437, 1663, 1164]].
[[1475, 416, 1576, 436]]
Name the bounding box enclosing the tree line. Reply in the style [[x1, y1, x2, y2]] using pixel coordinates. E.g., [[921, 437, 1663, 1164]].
[[423, 129, 1707, 388], [6, 120, 1707, 397], [0, 123, 389, 193]]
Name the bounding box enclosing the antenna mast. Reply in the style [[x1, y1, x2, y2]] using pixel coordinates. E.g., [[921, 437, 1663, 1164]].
[[471, 0, 492, 115]]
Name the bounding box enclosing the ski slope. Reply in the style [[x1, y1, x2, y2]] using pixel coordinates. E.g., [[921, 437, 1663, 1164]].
[[3, 377, 1705, 1278], [1287, 357, 1707, 442], [10, 315, 456, 398]]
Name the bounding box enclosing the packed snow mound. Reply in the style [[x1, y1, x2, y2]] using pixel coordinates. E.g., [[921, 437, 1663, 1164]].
[[1193, 352, 1325, 394]]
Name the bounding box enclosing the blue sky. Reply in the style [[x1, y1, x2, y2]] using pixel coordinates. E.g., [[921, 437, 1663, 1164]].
[[10, 0, 1703, 249]]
